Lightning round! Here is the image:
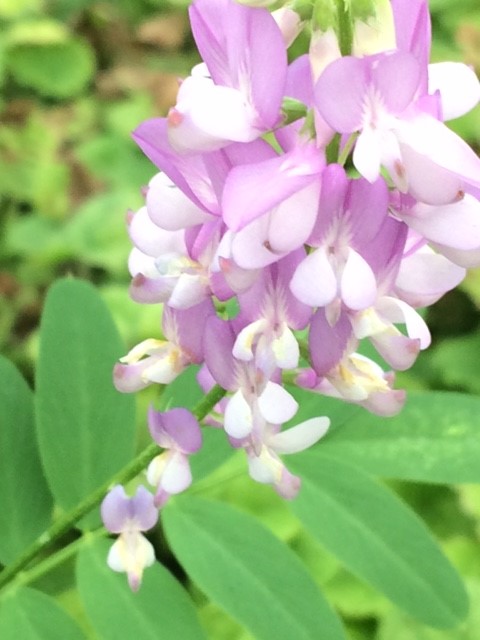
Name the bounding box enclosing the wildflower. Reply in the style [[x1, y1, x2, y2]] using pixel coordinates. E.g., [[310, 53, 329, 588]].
[[146, 407, 202, 507], [101, 485, 158, 591]]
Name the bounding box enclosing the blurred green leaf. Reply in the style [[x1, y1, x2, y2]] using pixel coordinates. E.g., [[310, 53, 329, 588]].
[[6, 38, 95, 98], [377, 580, 480, 640], [289, 452, 468, 628], [35, 278, 136, 529], [0, 357, 53, 565], [63, 191, 139, 274], [428, 336, 480, 394], [0, 0, 42, 19], [5, 20, 69, 46], [77, 538, 206, 640], [76, 135, 153, 188], [163, 496, 346, 640], [0, 587, 84, 640], [316, 391, 480, 483]]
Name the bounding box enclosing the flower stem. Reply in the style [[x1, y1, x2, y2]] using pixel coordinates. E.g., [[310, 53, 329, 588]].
[[338, 132, 358, 166], [336, 0, 354, 56], [0, 384, 226, 593], [3, 528, 108, 597]]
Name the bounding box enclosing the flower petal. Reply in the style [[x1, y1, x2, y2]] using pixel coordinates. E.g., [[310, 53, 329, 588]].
[[257, 381, 298, 424], [269, 417, 330, 454]]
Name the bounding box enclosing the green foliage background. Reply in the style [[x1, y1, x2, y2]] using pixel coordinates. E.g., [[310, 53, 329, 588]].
[[0, 0, 480, 638]]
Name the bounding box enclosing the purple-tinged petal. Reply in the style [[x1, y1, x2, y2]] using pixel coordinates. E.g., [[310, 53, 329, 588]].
[[101, 485, 158, 534], [347, 176, 390, 247], [269, 417, 330, 454], [391, 0, 430, 91], [353, 128, 382, 183], [268, 182, 320, 253], [309, 309, 352, 376], [233, 319, 267, 362], [398, 115, 480, 193], [107, 533, 155, 592], [133, 119, 223, 214], [129, 206, 185, 256], [230, 215, 285, 269], [222, 144, 323, 231], [285, 54, 314, 106], [432, 244, 480, 269], [101, 486, 130, 534], [399, 141, 464, 205], [148, 407, 202, 453], [271, 326, 299, 369], [130, 486, 159, 531], [189, 0, 287, 128], [340, 249, 377, 310], [224, 390, 253, 438], [371, 52, 421, 115], [165, 299, 215, 363], [377, 296, 431, 349], [315, 56, 368, 133], [169, 274, 209, 310], [309, 164, 348, 245], [168, 80, 259, 153], [395, 248, 465, 307], [370, 331, 420, 371], [159, 451, 193, 494], [113, 361, 153, 393], [402, 195, 480, 251], [257, 381, 298, 424], [428, 62, 480, 121], [204, 316, 237, 390], [363, 387, 406, 417], [146, 172, 211, 231], [290, 247, 337, 307]]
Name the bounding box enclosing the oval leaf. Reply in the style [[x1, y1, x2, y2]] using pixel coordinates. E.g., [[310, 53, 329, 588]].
[[6, 38, 95, 98], [76, 539, 206, 640], [162, 495, 346, 640], [35, 279, 136, 529], [0, 357, 53, 564], [318, 391, 480, 483], [0, 587, 84, 640], [289, 451, 468, 628]]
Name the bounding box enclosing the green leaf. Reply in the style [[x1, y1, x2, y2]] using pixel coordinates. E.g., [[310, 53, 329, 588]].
[[162, 496, 346, 640], [377, 579, 480, 640], [289, 451, 468, 628], [63, 191, 140, 274], [316, 391, 480, 483], [76, 538, 206, 640], [35, 279, 136, 529], [0, 357, 53, 564], [6, 38, 95, 98], [0, 587, 84, 640]]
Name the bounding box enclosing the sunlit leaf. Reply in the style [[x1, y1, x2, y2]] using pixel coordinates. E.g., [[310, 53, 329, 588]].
[[77, 538, 206, 640], [317, 391, 480, 483], [163, 495, 346, 640], [0, 357, 53, 564], [0, 587, 84, 640], [35, 278, 136, 529], [6, 38, 95, 98], [289, 452, 468, 628]]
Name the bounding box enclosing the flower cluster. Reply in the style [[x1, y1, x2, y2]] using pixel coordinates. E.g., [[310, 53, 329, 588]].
[[102, 0, 480, 588]]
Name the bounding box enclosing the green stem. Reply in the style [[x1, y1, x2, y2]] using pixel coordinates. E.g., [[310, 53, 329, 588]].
[[0, 384, 226, 593], [336, 0, 354, 56], [5, 528, 108, 596], [337, 132, 358, 166]]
